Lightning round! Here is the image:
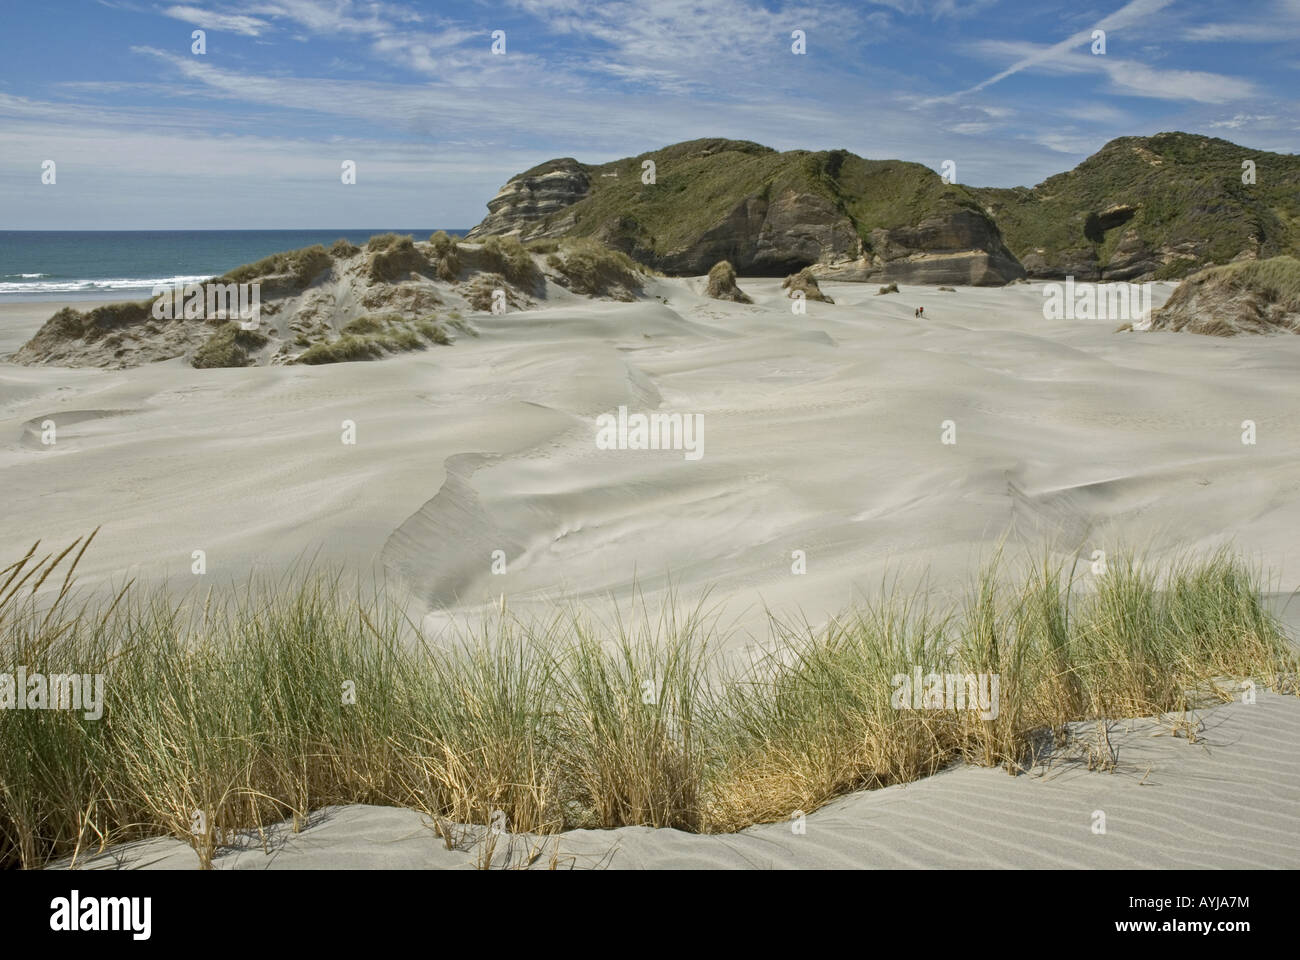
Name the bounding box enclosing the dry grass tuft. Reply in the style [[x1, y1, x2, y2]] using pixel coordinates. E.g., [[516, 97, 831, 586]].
[[1, 538, 1294, 867]]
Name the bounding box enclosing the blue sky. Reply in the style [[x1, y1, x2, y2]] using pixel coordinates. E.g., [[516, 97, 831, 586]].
[[1, 0, 1297, 229]]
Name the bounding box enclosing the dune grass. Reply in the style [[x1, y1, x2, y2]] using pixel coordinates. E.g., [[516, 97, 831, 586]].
[[706, 260, 752, 303], [295, 316, 451, 364], [191, 322, 269, 369], [219, 245, 332, 290], [542, 239, 647, 299], [0, 537, 1295, 868], [366, 235, 429, 284]]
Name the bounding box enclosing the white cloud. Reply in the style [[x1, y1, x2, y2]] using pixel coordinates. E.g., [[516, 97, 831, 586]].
[[960, 39, 1256, 104], [1182, 0, 1300, 42], [936, 0, 1178, 101], [163, 4, 270, 36]]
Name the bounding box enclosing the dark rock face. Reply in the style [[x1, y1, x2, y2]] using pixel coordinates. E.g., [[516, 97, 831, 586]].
[[1019, 248, 1100, 280], [621, 189, 861, 277], [859, 210, 1025, 286]]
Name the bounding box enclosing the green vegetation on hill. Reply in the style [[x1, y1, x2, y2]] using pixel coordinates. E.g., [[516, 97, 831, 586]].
[[366, 235, 428, 283], [975, 132, 1300, 278], [475, 132, 1299, 281], [554, 139, 980, 257]]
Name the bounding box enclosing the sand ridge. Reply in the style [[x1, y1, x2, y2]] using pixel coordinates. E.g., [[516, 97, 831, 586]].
[[4, 278, 1300, 644]]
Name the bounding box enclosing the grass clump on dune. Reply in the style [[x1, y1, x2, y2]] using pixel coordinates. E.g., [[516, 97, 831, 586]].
[[191, 322, 269, 369], [781, 267, 834, 304], [473, 235, 539, 290], [34, 300, 158, 345], [299, 315, 452, 363], [341, 314, 391, 336], [330, 238, 361, 258], [366, 235, 429, 284], [428, 231, 462, 281], [544, 239, 646, 300], [0, 537, 1294, 868], [705, 260, 752, 303], [220, 245, 332, 290], [1148, 255, 1300, 336], [295, 335, 384, 364]]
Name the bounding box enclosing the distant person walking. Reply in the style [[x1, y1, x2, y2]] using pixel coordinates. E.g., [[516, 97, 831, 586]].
[[914, 306, 924, 318]]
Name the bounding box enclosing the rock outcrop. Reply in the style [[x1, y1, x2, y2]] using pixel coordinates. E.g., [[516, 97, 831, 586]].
[[467, 159, 590, 240], [468, 132, 1300, 287], [467, 139, 1025, 286], [861, 209, 1024, 286]]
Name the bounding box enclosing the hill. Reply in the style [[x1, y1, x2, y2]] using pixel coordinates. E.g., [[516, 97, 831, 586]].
[[467, 138, 1025, 285], [976, 132, 1300, 281], [469, 133, 1300, 285]]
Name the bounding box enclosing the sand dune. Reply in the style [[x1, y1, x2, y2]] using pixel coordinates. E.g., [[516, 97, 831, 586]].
[[5, 279, 1300, 646], [57, 691, 1300, 869], [8, 279, 1300, 870]]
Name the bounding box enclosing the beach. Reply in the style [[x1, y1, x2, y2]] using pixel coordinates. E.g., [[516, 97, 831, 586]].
[[5, 278, 1300, 643], [6, 276, 1300, 871]]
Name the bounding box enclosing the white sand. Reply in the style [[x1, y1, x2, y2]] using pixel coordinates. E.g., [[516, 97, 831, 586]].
[[5, 279, 1300, 644], [7, 280, 1300, 869]]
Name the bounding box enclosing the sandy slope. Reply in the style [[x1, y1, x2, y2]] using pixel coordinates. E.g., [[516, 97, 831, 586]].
[[9, 279, 1300, 871], [5, 278, 1300, 645], [58, 691, 1300, 869]]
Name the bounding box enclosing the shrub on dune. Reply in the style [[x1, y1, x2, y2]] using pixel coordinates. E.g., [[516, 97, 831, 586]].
[[221, 245, 331, 290], [191, 322, 269, 368], [1, 536, 1293, 867], [706, 260, 752, 303], [545, 239, 645, 299], [366, 235, 428, 284], [781, 267, 833, 303]]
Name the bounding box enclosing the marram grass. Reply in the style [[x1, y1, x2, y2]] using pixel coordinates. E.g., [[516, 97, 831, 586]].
[[0, 534, 1295, 868]]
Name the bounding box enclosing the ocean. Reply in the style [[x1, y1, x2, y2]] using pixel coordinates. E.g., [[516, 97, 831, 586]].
[[0, 230, 465, 302]]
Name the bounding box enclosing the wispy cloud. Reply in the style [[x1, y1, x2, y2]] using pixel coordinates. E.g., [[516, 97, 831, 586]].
[[163, 4, 271, 36], [1182, 0, 1300, 42], [958, 38, 1256, 104], [933, 0, 1179, 101]]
